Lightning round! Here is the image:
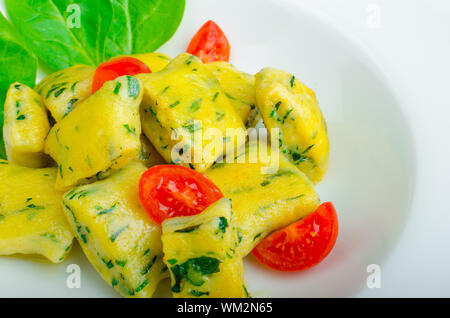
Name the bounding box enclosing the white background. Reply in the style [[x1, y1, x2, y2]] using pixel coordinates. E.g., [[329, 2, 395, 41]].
[[298, 0, 450, 297]]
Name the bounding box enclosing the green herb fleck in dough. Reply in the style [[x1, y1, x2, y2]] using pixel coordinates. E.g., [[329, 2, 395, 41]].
[[243, 285, 251, 298], [26, 204, 44, 210], [71, 81, 79, 92], [123, 124, 136, 135], [63, 98, 78, 118], [110, 225, 129, 242], [302, 144, 315, 154], [190, 99, 202, 112], [253, 233, 263, 241], [143, 249, 151, 256], [225, 92, 237, 100], [40, 232, 57, 242], [115, 259, 127, 267], [141, 255, 158, 275], [170, 256, 222, 293], [102, 258, 114, 269], [96, 203, 118, 216], [275, 101, 282, 110], [285, 194, 305, 201], [175, 225, 200, 233], [168, 259, 177, 265], [169, 100, 180, 108], [114, 82, 122, 94], [290, 76, 295, 88], [46, 83, 66, 99], [112, 278, 119, 287], [183, 120, 202, 134], [161, 86, 170, 94], [216, 112, 225, 121], [16, 114, 25, 121], [135, 280, 149, 293], [212, 92, 219, 102], [189, 290, 210, 297], [54, 87, 66, 97], [218, 217, 228, 234], [186, 56, 194, 65], [80, 234, 87, 244], [126, 76, 140, 99], [282, 109, 294, 124], [149, 106, 157, 117], [261, 180, 271, 187]]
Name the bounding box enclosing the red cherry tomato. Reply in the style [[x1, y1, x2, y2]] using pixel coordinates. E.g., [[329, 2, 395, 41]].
[[92, 57, 151, 94], [252, 202, 338, 272], [187, 20, 230, 63], [139, 165, 224, 224]]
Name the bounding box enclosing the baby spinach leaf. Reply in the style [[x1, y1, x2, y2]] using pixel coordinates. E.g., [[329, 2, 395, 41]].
[[0, 13, 37, 160], [5, 0, 95, 70], [129, 0, 186, 53], [5, 0, 185, 71]]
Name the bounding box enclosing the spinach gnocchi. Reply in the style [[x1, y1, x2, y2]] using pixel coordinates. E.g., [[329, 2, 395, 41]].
[[162, 198, 248, 298], [255, 68, 329, 182], [3, 83, 51, 168], [45, 75, 143, 191], [62, 161, 167, 298], [35, 65, 94, 122], [0, 40, 332, 299], [0, 160, 74, 263]]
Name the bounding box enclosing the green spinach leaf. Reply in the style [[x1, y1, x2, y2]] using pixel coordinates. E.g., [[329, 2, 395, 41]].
[[0, 13, 37, 159], [5, 0, 95, 70], [129, 0, 185, 53], [5, 0, 185, 71]]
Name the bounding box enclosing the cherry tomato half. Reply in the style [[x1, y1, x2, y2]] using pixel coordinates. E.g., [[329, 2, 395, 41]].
[[139, 165, 224, 224], [92, 57, 151, 94], [252, 202, 338, 272], [187, 20, 230, 63]]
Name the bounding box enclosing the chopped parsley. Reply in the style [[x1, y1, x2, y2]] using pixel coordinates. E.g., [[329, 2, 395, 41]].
[[175, 225, 200, 233], [290, 76, 295, 88], [218, 217, 228, 234], [114, 82, 122, 94], [110, 225, 129, 242], [126, 76, 140, 99]]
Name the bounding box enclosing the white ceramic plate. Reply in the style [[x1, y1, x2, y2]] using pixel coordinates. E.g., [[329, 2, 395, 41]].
[[0, 0, 414, 297]]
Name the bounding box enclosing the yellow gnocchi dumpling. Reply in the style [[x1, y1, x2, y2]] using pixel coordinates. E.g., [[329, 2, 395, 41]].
[[205, 141, 320, 256], [138, 134, 166, 168], [205, 62, 260, 127], [0, 160, 74, 263], [129, 52, 172, 72], [162, 198, 249, 298], [255, 68, 330, 182], [45, 75, 143, 191], [3, 83, 52, 168], [138, 53, 247, 172], [35, 65, 94, 122], [62, 161, 167, 298]]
